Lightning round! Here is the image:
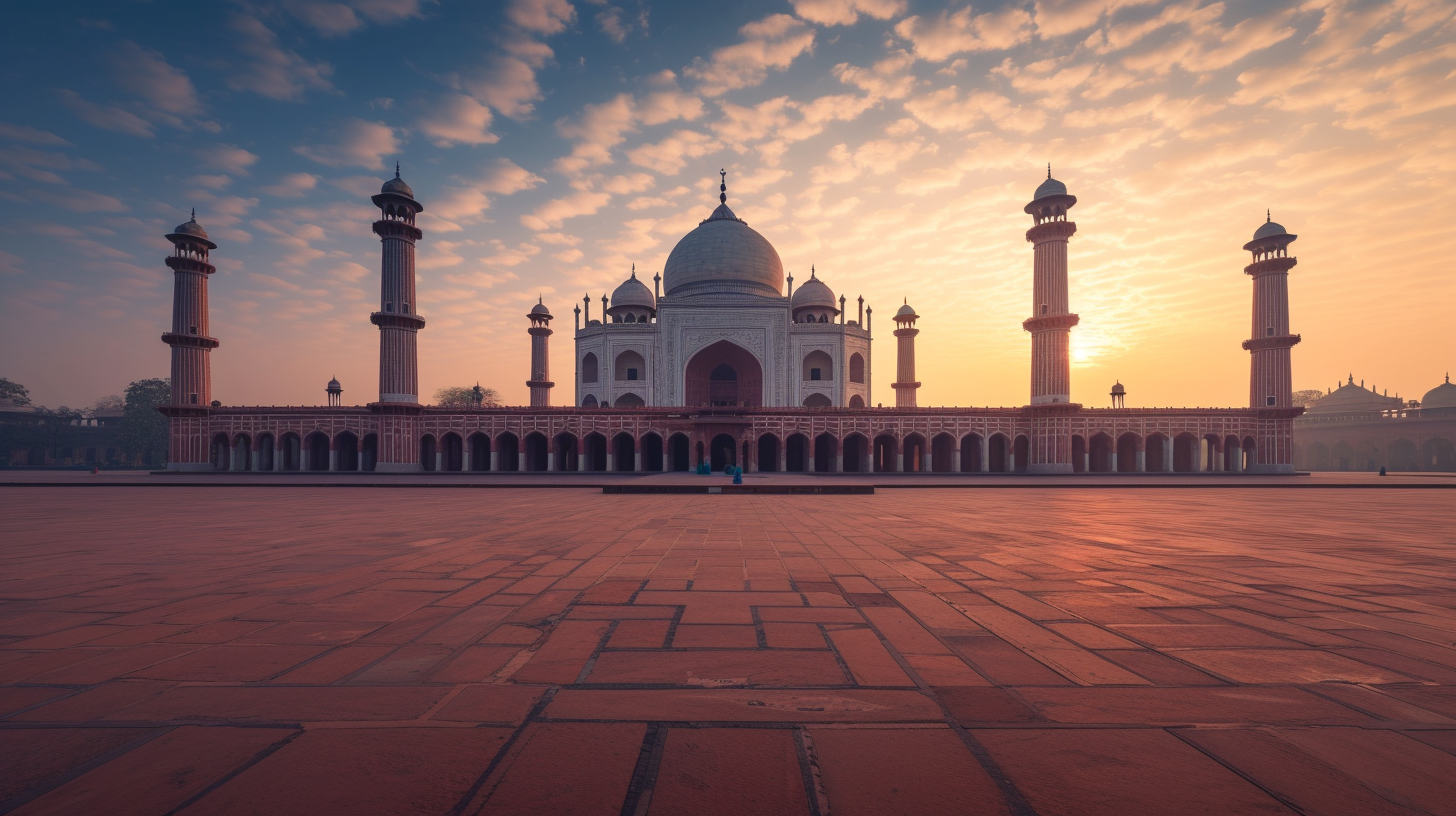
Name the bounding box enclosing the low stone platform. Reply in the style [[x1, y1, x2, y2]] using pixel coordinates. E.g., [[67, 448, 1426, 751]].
[[2, 486, 1455, 815]]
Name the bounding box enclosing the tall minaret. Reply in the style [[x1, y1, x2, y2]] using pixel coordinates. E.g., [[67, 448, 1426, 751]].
[[1242, 213, 1300, 409], [892, 300, 920, 407], [160, 210, 219, 470], [1242, 213, 1302, 473], [527, 297, 554, 407], [1023, 166, 1079, 405], [162, 210, 219, 408], [370, 163, 425, 404]]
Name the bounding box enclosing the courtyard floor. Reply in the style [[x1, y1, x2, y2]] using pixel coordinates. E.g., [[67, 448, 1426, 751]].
[[2, 484, 1455, 815]]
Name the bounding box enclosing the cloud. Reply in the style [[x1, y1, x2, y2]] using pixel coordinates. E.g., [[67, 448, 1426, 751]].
[[107, 41, 202, 118], [0, 123, 71, 146], [260, 173, 320, 197], [0, 147, 102, 185], [197, 144, 259, 175], [463, 39, 555, 119], [1033, 0, 1160, 39], [685, 14, 816, 96], [419, 93, 499, 147], [285, 0, 431, 38], [55, 89, 154, 137], [833, 50, 916, 99], [596, 6, 631, 43], [904, 86, 1046, 133], [791, 0, 906, 26], [294, 119, 399, 169], [428, 159, 545, 228], [226, 14, 335, 101], [627, 130, 721, 174], [895, 5, 1034, 61], [506, 0, 576, 35], [553, 80, 706, 176], [521, 190, 613, 230], [28, 187, 128, 213]]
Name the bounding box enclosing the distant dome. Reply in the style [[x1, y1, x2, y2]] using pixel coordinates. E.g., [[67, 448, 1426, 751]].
[[1253, 219, 1289, 240], [1111, 382, 1125, 394], [166, 210, 217, 249], [791, 272, 836, 312], [662, 194, 784, 298], [896, 302, 917, 318], [382, 177, 413, 197], [530, 299, 551, 316], [611, 270, 655, 310], [1422, 375, 1456, 410], [1305, 377, 1402, 416], [326, 377, 341, 390], [173, 216, 209, 240], [1033, 176, 1068, 201]]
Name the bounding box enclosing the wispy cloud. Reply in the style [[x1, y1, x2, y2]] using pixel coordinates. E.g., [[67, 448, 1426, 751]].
[[294, 119, 399, 169], [226, 14, 335, 101]]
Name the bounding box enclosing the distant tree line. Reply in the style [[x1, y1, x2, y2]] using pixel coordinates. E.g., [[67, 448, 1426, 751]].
[[0, 376, 170, 467]]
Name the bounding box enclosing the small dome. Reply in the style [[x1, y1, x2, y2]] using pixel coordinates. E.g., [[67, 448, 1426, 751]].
[[173, 215, 209, 240], [1305, 376, 1402, 415], [896, 302, 917, 318], [1422, 375, 1456, 410], [1033, 176, 1068, 201], [611, 269, 655, 310], [326, 377, 341, 390], [382, 177, 413, 198], [791, 270, 836, 312], [1253, 219, 1289, 240], [530, 300, 551, 316], [1111, 382, 1125, 394]]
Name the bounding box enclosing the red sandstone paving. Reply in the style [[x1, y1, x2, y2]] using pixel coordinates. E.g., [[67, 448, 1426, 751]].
[[3, 486, 1456, 814]]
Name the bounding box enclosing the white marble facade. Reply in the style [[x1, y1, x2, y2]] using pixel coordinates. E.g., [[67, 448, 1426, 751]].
[[574, 187, 872, 409]]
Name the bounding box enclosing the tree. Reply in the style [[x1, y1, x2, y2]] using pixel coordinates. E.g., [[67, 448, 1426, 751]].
[[433, 385, 500, 408], [90, 395, 124, 414], [1292, 389, 1325, 408], [121, 378, 170, 467], [0, 377, 30, 406]]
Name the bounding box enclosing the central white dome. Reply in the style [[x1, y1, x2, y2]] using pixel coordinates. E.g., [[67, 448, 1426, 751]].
[[662, 203, 784, 298]]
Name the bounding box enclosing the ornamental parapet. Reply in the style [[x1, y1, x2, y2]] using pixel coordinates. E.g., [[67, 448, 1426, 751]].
[[1025, 220, 1076, 243], [161, 331, 220, 349], [165, 256, 215, 275], [1022, 313, 1080, 333], [371, 219, 423, 241], [371, 311, 427, 330], [1244, 256, 1297, 276], [1257, 406, 1305, 419], [1241, 333, 1301, 351]]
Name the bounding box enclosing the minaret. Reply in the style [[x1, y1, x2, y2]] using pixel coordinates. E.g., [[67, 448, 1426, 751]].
[[527, 297, 554, 407], [370, 163, 425, 404], [1023, 166, 1079, 405], [159, 210, 219, 470], [1241, 212, 1302, 473], [326, 377, 342, 407], [892, 300, 920, 407], [162, 210, 219, 408]]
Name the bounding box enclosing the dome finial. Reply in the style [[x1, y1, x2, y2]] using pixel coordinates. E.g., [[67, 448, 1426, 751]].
[[631, 263, 636, 279], [1047, 163, 1051, 179], [719, 168, 727, 205], [395, 161, 400, 179], [1266, 208, 1270, 223], [190, 207, 196, 222]]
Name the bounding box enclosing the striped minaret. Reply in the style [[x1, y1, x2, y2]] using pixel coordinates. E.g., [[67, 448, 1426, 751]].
[[1023, 166, 1079, 406], [527, 298, 554, 407], [160, 210, 220, 470], [891, 300, 920, 407], [370, 163, 425, 404], [1242, 213, 1302, 473]]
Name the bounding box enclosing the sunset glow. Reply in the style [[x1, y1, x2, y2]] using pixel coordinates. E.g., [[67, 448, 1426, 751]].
[[2, 0, 1452, 409]]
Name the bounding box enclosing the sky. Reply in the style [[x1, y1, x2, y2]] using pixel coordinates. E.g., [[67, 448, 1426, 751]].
[[1, 0, 1453, 411]]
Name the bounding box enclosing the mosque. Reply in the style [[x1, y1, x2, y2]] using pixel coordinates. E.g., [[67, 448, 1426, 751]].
[[159, 167, 1308, 475]]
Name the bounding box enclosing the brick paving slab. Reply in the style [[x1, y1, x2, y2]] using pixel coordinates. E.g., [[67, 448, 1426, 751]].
[[2, 486, 1456, 814]]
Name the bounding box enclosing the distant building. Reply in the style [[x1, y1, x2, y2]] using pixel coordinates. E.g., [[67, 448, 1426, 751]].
[[158, 167, 1304, 475], [0, 399, 126, 467], [1294, 375, 1456, 471]]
